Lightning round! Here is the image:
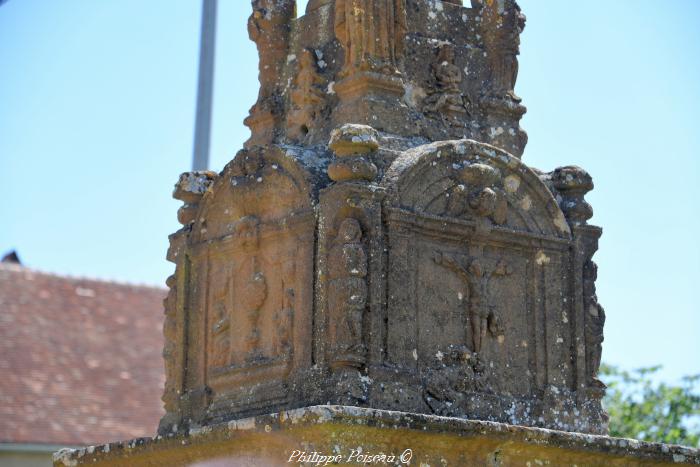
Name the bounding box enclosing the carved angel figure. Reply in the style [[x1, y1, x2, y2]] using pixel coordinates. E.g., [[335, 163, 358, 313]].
[[335, 0, 408, 76]]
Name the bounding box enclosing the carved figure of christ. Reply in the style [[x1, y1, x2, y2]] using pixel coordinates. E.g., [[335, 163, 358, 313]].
[[434, 252, 490, 354]]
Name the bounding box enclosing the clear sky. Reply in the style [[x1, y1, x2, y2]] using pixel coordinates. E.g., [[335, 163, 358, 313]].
[[1, 0, 698, 382]]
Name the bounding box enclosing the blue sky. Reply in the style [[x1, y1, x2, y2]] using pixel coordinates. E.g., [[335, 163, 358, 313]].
[[1, 0, 698, 382]]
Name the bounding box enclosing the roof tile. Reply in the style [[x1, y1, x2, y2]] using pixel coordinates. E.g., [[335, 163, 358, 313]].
[[0, 264, 167, 446]]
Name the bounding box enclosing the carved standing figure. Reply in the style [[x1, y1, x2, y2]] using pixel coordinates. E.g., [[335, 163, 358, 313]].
[[335, 0, 408, 76], [274, 259, 296, 356], [210, 278, 232, 369], [288, 49, 326, 140], [245, 0, 295, 139], [274, 288, 294, 355], [328, 218, 368, 368], [583, 260, 606, 387], [481, 0, 526, 100]]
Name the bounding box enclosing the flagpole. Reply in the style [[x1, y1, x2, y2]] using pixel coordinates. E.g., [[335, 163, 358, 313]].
[[192, 0, 217, 171]]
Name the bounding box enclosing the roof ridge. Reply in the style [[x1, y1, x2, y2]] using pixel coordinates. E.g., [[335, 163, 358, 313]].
[[0, 262, 167, 291]]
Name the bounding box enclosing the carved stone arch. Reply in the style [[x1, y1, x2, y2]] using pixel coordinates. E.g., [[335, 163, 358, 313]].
[[382, 139, 571, 239], [191, 146, 314, 244]]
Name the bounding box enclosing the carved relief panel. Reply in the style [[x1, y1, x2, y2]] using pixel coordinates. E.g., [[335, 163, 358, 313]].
[[385, 214, 571, 397], [202, 217, 303, 378], [183, 148, 315, 420], [381, 140, 576, 417]]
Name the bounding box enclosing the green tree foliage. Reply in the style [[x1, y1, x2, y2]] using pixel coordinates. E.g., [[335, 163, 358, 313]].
[[601, 364, 700, 447]]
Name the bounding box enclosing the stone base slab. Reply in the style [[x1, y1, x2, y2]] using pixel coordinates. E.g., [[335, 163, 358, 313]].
[[54, 406, 699, 466]]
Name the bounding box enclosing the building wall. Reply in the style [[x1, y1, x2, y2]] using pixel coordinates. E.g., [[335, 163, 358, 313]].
[[0, 451, 52, 467]]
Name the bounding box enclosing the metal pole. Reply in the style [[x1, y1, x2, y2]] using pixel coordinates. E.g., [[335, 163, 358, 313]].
[[192, 0, 217, 171]]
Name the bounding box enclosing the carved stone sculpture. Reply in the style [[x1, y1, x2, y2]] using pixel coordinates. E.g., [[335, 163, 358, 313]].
[[481, 0, 526, 102], [583, 260, 605, 387], [210, 278, 231, 369], [434, 253, 508, 356], [245, 0, 295, 146], [424, 44, 469, 120], [334, 0, 408, 76], [158, 0, 609, 438], [287, 49, 325, 141], [328, 218, 368, 368], [55, 1, 700, 464]]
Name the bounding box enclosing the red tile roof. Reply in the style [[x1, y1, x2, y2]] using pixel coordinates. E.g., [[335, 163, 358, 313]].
[[0, 263, 167, 446]]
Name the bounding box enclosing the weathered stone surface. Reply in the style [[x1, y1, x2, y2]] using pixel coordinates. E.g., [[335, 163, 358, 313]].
[[54, 406, 700, 466], [156, 0, 611, 442], [242, 0, 528, 157]]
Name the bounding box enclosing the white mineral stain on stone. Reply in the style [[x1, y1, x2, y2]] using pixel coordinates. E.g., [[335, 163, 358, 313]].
[[489, 126, 505, 137], [519, 195, 532, 211], [228, 417, 256, 431], [412, 348, 418, 361], [673, 454, 687, 462], [535, 251, 551, 266], [187, 426, 206, 438], [327, 81, 335, 94], [286, 54, 296, 64], [504, 175, 520, 193]]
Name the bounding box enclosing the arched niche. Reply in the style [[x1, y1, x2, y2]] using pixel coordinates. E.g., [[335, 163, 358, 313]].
[[383, 139, 570, 239]]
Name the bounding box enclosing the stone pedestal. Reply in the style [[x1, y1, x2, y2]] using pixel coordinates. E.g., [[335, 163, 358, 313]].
[[54, 406, 700, 466], [332, 72, 418, 138]]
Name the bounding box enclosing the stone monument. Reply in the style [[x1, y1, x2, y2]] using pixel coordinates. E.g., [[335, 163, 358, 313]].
[[55, 1, 700, 465], [160, 0, 604, 435]]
